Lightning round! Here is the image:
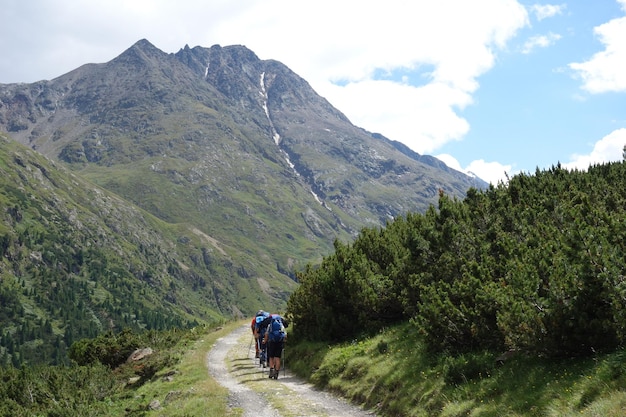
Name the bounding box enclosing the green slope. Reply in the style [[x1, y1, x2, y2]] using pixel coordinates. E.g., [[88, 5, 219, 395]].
[[0, 134, 293, 366]]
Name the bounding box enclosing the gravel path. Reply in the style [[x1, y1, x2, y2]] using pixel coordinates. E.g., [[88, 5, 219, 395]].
[[207, 324, 377, 417]]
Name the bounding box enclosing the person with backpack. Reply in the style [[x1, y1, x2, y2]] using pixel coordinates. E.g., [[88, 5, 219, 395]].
[[251, 310, 265, 358], [263, 314, 288, 379], [255, 311, 271, 367]]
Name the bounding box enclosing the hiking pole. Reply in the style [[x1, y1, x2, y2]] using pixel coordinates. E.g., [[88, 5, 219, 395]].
[[259, 341, 263, 377], [282, 343, 286, 377]]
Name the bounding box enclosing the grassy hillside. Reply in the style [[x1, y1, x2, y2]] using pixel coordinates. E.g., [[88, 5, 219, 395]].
[[0, 322, 240, 417], [288, 322, 626, 417], [0, 134, 294, 366]]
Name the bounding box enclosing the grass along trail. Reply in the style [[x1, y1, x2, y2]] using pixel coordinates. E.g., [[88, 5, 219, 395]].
[[207, 323, 377, 417]]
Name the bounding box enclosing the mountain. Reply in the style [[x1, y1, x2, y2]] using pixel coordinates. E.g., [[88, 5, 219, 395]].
[[0, 39, 484, 364]]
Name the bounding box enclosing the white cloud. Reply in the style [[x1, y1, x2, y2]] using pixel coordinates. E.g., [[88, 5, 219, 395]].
[[437, 128, 626, 185], [436, 154, 514, 185], [521, 32, 562, 54], [324, 79, 472, 154], [435, 154, 463, 172], [0, 0, 531, 164], [563, 128, 626, 170], [0, 1, 530, 156], [530, 4, 566, 21], [206, 0, 529, 155], [466, 159, 515, 185], [569, 9, 626, 93]]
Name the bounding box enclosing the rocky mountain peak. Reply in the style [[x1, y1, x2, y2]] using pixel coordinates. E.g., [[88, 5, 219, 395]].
[[112, 38, 169, 68], [0, 39, 484, 294]]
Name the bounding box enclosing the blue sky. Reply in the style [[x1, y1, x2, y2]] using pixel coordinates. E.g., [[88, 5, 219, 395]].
[[1, 0, 625, 185], [446, 1, 626, 181]]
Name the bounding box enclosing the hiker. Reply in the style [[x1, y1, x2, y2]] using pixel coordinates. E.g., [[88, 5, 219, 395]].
[[252, 310, 265, 358], [255, 311, 271, 367], [264, 314, 288, 379]]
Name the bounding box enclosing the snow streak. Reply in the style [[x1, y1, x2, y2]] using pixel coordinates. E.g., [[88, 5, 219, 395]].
[[260, 72, 280, 146], [259, 72, 328, 208]]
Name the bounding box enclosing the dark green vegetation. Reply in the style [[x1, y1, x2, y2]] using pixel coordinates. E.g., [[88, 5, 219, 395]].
[[289, 161, 626, 359], [287, 160, 626, 414], [0, 323, 234, 417]]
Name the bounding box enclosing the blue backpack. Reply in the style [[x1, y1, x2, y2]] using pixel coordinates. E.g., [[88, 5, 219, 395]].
[[256, 311, 270, 337], [268, 316, 286, 342]]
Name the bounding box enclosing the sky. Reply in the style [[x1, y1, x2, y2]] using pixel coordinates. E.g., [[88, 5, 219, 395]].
[[1, 0, 626, 185]]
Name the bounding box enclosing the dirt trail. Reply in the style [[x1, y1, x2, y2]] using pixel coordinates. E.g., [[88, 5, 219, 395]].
[[207, 324, 377, 417]]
